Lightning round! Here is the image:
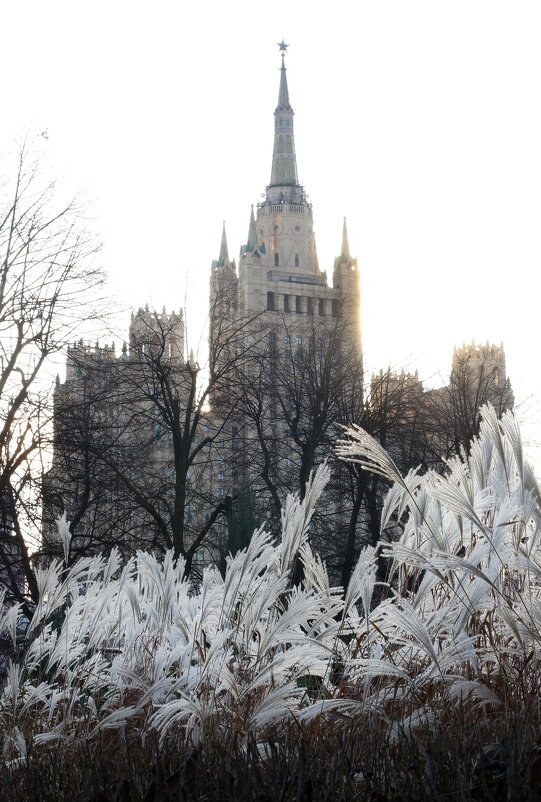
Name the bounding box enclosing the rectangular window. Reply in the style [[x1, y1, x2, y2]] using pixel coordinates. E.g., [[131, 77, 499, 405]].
[[217, 472, 225, 480], [296, 335, 302, 345], [284, 334, 290, 344], [284, 295, 290, 313]]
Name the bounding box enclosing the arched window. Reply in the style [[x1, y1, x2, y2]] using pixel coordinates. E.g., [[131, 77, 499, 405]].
[[274, 253, 279, 266], [294, 253, 299, 267]]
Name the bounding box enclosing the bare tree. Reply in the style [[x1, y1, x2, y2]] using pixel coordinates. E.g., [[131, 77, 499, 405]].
[[336, 348, 514, 587], [335, 367, 428, 586], [45, 286, 262, 578], [0, 141, 103, 615], [423, 342, 514, 465], [232, 303, 366, 584]]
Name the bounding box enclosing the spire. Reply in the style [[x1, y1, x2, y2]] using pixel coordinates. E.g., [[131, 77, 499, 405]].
[[270, 43, 298, 188], [277, 52, 291, 110], [341, 217, 350, 260], [217, 221, 229, 266], [246, 205, 257, 252], [333, 215, 358, 286]]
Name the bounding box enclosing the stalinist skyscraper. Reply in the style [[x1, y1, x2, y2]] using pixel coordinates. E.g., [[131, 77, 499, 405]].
[[42, 44, 511, 580], [44, 44, 364, 574]]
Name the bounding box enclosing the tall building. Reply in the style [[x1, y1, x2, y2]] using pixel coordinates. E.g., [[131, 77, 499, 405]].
[[42, 45, 363, 571], [41, 46, 511, 583]]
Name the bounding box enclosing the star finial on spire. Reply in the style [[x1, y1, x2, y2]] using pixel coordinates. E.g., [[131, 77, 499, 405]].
[[277, 40, 289, 55]]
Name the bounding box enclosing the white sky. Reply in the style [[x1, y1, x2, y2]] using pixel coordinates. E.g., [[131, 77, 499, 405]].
[[2, 0, 541, 453]]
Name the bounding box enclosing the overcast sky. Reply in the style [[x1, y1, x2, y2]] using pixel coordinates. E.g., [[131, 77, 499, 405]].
[[2, 0, 541, 453]]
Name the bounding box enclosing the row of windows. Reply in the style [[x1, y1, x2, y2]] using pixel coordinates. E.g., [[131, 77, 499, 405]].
[[267, 292, 338, 317]]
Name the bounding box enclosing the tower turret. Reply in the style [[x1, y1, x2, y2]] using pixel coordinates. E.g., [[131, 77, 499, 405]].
[[340, 216, 351, 261], [245, 206, 258, 253], [333, 218, 358, 292], [210, 221, 238, 318], [129, 306, 184, 361], [332, 217, 360, 339], [217, 220, 230, 266], [211, 222, 237, 279]]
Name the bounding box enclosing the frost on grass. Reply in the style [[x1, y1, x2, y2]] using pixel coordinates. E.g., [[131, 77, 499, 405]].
[[1, 406, 541, 756]]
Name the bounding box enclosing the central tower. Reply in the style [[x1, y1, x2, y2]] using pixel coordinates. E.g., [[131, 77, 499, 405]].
[[223, 43, 360, 324], [241, 42, 322, 293], [210, 43, 361, 336]]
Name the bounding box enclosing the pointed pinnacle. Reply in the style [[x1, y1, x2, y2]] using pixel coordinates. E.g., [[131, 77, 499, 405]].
[[219, 221, 229, 265], [341, 217, 350, 259], [247, 205, 257, 251], [277, 56, 291, 109]]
